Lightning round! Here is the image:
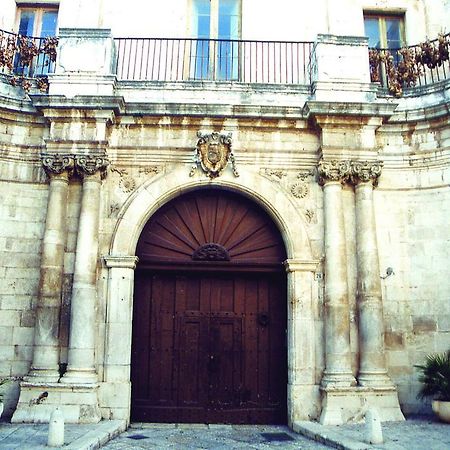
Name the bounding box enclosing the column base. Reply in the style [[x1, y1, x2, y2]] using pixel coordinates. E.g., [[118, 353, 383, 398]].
[[358, 370, 394, 388], [24, 368, 61, 383], [12, 381, 101, 424], [60, 369, 98, 385], [319, 385, 405, 425], [321, 370, 357, 388]]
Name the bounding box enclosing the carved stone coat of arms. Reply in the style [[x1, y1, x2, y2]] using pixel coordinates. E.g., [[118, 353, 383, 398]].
[[190, 131, 239, 178]]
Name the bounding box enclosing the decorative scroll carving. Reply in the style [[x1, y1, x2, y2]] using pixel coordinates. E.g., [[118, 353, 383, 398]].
[[190, 131, 239, 178], [42, 154, 74, 177], [350, 160, 383, 186], [263, 168, 287, 180], [192, 243, 230, 261], [139, 166, 161, 175], [75, 155, 109, 179], [305, 209, 315, 223], [317, 159, 351, 185]]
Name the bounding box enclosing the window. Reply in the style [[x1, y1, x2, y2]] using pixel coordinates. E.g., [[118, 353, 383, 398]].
[[191, 0, 240, 80], [16, 5, 58, 75], [364, 13, 405, 49], [17, 6, 58, 38]]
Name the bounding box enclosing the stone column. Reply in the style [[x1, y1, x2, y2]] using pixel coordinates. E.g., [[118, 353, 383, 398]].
[[61, 155, 108, 384], [318, 160, 356, 387], [351, 161, 392, 387], [27, 155, 73, 382]]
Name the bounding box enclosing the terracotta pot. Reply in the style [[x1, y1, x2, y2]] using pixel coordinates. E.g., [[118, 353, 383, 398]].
[[432, 400, 450, 423]]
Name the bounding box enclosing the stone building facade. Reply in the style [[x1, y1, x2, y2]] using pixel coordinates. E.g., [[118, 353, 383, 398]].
[[0, 0, 449, 427]]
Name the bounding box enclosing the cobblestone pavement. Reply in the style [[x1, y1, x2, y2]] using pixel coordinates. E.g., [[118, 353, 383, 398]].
[[102, 424, 332, 449], [316, 416, 450, 450], [0, 422, 94, 449]]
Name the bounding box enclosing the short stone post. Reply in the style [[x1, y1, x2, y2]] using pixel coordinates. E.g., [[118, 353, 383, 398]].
[[48, 409, 64, 447], [365, 408, 383, 445]]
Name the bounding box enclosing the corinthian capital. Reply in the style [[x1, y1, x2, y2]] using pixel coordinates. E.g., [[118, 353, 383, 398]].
[[351, 160, 383, 186], [42, 154, 74, 178], [75, 155, 109, 179], [317, 159, 351, 185]]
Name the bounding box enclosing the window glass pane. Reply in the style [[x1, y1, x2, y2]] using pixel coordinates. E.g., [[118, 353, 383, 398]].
[[386, 18, 401, 49], [193, 0, 210, 38], [219, 0, 239, 39], [364, 18, 381, 48], [18, 11, 35, 36], [41, 11, 58, 37]]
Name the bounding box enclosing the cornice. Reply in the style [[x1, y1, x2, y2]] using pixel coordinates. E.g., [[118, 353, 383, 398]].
[[304, 101, 399, 121], [29, 95, 125, 116]]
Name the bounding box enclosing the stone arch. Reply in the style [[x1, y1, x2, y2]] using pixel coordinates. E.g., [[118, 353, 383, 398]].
[[103, 166, 319, 425], [110, 166, 313, 261]]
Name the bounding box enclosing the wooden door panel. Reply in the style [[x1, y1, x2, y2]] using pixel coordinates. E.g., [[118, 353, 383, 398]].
[[132, 271, 286, 424]]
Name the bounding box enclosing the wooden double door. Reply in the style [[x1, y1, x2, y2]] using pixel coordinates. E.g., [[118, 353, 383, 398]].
[[131, 269, 287, 424]]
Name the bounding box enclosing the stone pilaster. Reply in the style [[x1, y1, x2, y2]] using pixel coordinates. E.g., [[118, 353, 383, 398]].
[[284, 259, 321, 425], [351, 161, 392, 387], [318, 160, 356, 388], [26, 155, 73, 382], [61, 155, 108, 385]]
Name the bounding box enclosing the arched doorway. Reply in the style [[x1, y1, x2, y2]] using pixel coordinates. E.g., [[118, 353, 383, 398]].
[[131, 188, 288, 424]]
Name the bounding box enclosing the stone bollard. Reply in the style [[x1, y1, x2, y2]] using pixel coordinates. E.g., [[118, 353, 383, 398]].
[[48, 408, 64, 447], [365, 408, 383, 445]]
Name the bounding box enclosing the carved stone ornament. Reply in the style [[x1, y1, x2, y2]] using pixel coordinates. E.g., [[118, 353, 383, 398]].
[[317, 159, 351, 185], [42, 154, 74, 177], [290, 181, 309, 199], [263, 168, 287, 179], [350, 160, 383, 186], [139, 166, 161, 175], [75, 155, 109, 179], [190, 131, 239, 178], [119, 176, 136, 193], [192, 243, 230, 261]]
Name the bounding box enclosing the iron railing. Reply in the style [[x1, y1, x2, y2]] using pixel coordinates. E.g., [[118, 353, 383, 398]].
[[115, 37, 313, 85], [369, 32, 450, 96], [0, 29, 58, 79]]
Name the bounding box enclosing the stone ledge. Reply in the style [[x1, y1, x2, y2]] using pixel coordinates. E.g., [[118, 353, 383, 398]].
[[65, 419, 127, 450], [293, 421, 370, 450]]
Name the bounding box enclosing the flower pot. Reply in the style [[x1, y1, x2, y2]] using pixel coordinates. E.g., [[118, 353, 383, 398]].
[[432, 400, 450, 423]]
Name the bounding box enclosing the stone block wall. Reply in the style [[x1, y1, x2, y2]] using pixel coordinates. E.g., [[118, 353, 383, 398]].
[[0, 180, 47, 417]]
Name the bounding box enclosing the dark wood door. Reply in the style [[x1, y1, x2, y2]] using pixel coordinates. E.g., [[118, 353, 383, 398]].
[[132, 189, 287, 424], [131, 270, 287, 424]]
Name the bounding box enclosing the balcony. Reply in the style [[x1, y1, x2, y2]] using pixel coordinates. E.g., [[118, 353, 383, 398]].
[[369, 32, 450, 97], [0, 29, 58, 91], [1, 28, 449, 98], [114, 37, 313, 85]]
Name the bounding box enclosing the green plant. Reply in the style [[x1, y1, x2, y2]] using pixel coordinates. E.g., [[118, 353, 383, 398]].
[[415, 350, 450, 401]]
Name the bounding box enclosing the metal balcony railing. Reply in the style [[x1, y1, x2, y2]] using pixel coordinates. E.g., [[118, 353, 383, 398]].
[[114, 37, 313, 85], [0, 29, 58, 80], [369, 32, 450, 96]]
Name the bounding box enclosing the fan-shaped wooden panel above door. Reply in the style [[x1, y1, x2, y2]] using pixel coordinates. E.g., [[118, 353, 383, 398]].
[[136, 189, 287, 268]]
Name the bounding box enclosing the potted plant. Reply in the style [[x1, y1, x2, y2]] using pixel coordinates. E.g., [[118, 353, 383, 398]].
[[415, 350, 450, 422]]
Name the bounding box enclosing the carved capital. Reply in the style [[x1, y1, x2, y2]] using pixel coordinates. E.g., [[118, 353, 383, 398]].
[[42, 154, 74, 178], [317, 159, 351, 185], [75, 155, 109, 179], [350, 160, 383, 186]]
